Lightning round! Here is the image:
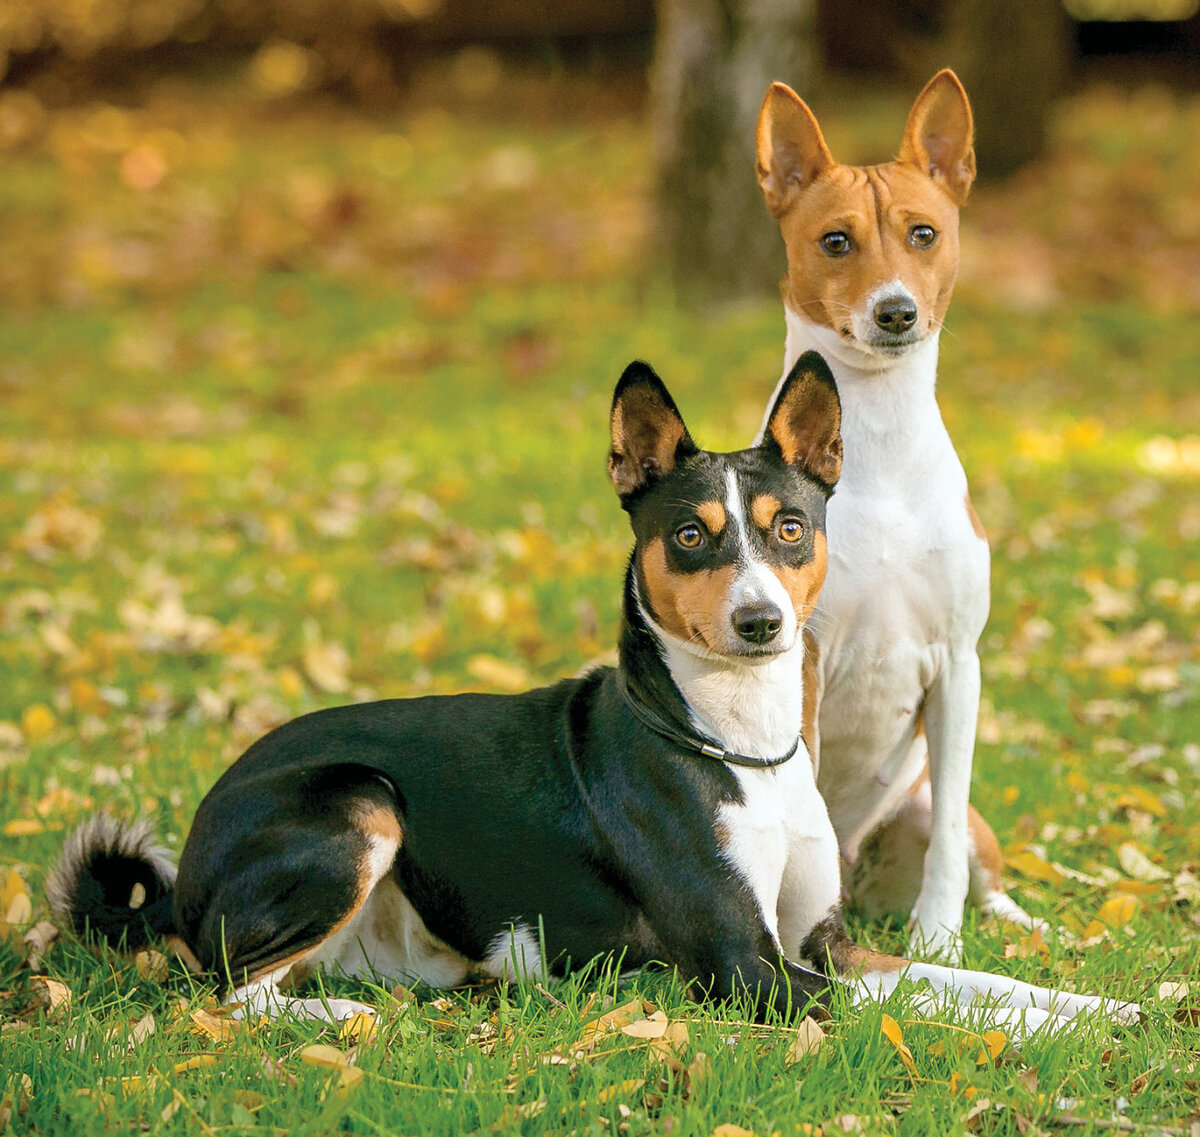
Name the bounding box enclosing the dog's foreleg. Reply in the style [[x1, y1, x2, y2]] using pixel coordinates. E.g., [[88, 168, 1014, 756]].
[[229, 965, 376, 1024], [910, 649, 979, 960]]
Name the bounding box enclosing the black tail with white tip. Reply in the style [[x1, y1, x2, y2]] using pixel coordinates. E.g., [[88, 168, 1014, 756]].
[[46, 815, 177, 950]]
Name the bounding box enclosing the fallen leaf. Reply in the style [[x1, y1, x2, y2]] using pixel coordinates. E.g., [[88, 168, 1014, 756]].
[[577, 998, 642, 1050], [3, 819, 45, 837], [1006, 851, 1066, 885], [1004, 926, 1050, 960], [135, 949, 169, 983], [1157, 981, 1189, 1000], [172, 1055, 218, 1074], [31, 976, 71, 1016], [712, 1125, 758, 1137], [621, 1010, 669, 1039], [0, 869, 32, 941], [337, 1011, 377, 1044], [598, 1079, 645, 1103], [1117, 842, 1170, 883], [20, 703, 57, 742], [1113, 787, 1166, 819], [300, 1043, 354, 1070], [879, 1013, 916, 1073], [190, 1008, 239, 1041], [22, 920, 59, 970], [786, 1016, 826, 1065], [127, 1012, 155, 1048], [977, 1030, 1006, 1065]]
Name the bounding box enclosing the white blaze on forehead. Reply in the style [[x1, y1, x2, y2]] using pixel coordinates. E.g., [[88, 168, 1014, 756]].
[[724, 469, 796, 643]]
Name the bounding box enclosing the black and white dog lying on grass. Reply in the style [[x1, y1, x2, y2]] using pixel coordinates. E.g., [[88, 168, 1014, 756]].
[[49, 353, 1138, 1033]]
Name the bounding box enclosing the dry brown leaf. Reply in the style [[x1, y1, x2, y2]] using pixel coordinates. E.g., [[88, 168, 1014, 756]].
[[785, 1016, 826, 1065], [31, 976, 71, 1016], [135, 949, 169, 983], [577, 998, 642, 1050], [127, 1012, 155, 1049], [190, 1008, 239, 1041], [22, 920, 59, 971], [621, 1010, 669, 1039]]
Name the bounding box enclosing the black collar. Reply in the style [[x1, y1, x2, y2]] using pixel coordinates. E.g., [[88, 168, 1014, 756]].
[[615, 668, 798, 770]]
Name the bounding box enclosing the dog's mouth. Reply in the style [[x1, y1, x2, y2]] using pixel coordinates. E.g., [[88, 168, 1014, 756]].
[[845, 325, 926, 356]]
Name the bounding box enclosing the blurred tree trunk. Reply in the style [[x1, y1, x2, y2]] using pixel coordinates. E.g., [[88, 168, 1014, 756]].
[[651, 0, 818, 307], [942, 0, 1072, 177]]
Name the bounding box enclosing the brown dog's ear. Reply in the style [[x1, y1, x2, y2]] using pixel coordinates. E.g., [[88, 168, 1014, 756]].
[[898, 69, 976, 205], [608, 362, 698, 501], [756, 82, 835, 219], [763, 351, 842, 490]]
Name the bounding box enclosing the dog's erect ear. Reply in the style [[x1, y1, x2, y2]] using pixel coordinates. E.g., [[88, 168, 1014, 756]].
[[898, 69, 976, 205], [756, 82, 835, 219], [763, 351, 842, 490], [609, 362, 698, 501]]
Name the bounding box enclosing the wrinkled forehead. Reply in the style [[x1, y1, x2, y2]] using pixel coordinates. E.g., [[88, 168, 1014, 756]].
[[781, 162, 960, 236]]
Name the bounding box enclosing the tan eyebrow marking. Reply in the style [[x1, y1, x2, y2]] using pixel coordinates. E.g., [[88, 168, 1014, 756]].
[[695, 500, 726, 535], [751, 493, 782, 530]]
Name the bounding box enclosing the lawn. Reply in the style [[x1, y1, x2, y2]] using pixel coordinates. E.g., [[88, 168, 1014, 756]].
[[1, 56, 1198, 1135]]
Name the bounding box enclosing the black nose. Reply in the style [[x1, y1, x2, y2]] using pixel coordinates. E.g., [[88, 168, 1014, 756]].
[[733, 603, 783, 645], [874, 297, 918, 335]]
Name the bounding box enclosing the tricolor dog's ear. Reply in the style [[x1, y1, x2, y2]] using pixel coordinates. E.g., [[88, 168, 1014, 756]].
[[609, 361, 698, 502], [756, 82, 835, 219], [762, 351, 843, 491], [898, 69, 976, 205]]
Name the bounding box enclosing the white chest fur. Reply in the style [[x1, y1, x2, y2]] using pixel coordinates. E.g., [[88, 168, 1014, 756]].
[[762, 313, 990, 851]]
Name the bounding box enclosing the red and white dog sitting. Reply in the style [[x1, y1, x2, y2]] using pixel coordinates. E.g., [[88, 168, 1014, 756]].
[[755, 71, 1041, 958]]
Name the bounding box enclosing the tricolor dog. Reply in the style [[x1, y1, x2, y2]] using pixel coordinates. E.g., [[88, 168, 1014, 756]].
[[50, 355, 1133, 1032], [756, 71, 1038, 957]]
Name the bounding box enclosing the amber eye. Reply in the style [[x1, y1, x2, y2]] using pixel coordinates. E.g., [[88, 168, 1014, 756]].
[[820, 231, 851, 256], [909, 224, 937, 248], [778, 518, 805, 543], [676, 524, 704, 549]]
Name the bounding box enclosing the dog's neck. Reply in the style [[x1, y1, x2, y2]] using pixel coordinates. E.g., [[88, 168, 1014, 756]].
[[764, 308, 952, 493], [619, 571, 807, 763]]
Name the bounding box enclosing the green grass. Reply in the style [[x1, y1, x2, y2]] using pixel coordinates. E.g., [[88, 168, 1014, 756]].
[[1, 66, 1199, 1135]]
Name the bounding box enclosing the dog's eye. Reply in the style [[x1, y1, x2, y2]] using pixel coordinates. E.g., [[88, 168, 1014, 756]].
[[675, 524, 704, 549], [820, 231, 851, 256], [909, 224, 937, 248], [778, 518, 805, 543]]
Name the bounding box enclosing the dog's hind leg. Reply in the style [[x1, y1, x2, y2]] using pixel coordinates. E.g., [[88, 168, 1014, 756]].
[[173, 764, 403, 1023]]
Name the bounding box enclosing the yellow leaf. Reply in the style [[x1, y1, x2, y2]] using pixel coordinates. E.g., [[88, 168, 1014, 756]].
[[20, 704, 56, 742], [172, 1055, 218, 1074], [712, 1126, 758, 1137], [950, 1073, 977, 1097], [300, 1044, 352, 1070], [68, 677, 107, 717], [597, 1079, 645, 1103], [302, 623, 351, 694], [337, 1011, 377, 1044], [1114, 787, 1166, 818], [467, 654, 531, 693], [785, 1016, 826, 1065], [879, 1013, 916, 1072], [1006, 851, 1066, 885], [1095, 893, 1140, 929], [976, 1030, 1006, 1065], [4, 818, 45, 837], [190, 1008, 239, 1041], [577, 998, 642, 1049], [1004, 926, 1049, 960]]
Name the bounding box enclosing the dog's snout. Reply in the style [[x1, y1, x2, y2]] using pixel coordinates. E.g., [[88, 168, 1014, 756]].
[[873, 297, 918, 335], [732, 603, 783, 645]]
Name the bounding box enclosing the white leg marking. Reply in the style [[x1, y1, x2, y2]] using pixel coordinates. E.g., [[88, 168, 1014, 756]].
[[910, 650, 979, 961]]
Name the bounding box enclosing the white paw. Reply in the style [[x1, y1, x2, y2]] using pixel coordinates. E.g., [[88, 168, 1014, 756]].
[[907, 918, 963, 964]]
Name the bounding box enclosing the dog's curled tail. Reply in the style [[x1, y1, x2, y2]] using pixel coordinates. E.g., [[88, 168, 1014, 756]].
[[47, 815, 177, 950]]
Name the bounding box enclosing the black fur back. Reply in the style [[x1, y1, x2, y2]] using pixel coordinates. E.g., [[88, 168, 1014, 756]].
[[46, 815, 177, 950]]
